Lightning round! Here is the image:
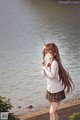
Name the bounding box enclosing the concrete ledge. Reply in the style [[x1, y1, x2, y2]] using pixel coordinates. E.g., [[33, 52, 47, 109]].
[[17, 100, 80, 120]]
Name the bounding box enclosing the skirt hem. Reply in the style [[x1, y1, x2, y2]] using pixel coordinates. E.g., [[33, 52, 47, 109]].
[[45, 89, 66, 102]]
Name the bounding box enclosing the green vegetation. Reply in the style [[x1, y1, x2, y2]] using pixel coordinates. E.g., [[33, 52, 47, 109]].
[[0, 96, 13, 112], [0, 96, 20, 120], [69, 112, 80, 120]]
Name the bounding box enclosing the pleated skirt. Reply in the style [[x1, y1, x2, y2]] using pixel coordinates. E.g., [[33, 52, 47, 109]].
[[45, 89, 66, 102]]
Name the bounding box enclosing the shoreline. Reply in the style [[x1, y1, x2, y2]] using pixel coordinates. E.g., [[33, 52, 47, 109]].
[[16, 99, 80, 120]]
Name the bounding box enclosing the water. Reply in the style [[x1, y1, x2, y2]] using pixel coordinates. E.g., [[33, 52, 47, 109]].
[[0, 0, 80, 114]]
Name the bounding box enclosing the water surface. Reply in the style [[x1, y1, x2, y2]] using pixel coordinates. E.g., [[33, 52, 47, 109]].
[[0, 0, 80, 114]]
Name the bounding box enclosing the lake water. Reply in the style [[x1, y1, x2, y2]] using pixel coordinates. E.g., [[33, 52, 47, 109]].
[[0, 0, 80, 114]]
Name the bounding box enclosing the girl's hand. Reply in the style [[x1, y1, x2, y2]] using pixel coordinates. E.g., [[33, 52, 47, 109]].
[[41, 60, 46, 70], [41, 59, 45, 66], [41, 65, 46, 70]]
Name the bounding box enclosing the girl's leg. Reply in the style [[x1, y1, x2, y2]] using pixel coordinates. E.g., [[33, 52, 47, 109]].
[[49, 101, 60, 120], [49, 102, 59, 120], [55, 112, 58, 120]]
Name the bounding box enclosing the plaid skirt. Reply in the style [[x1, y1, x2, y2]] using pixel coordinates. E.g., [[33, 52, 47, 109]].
[[45, 90, 66, 102]]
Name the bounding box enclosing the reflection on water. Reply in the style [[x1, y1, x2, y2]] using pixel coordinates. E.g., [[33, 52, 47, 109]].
[[0, 0, 80, 114]]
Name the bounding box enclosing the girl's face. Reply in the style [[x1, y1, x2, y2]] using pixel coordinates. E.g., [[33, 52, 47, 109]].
[[42, 45, 56, 61], [45, 50, 54, 60]]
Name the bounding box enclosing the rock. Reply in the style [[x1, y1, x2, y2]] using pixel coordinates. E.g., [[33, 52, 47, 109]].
[[18, 106, 21, 108], [27, 105, 33, 109]]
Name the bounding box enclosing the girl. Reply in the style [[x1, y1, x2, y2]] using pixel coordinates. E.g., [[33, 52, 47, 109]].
[[41, 42, 75, 120]]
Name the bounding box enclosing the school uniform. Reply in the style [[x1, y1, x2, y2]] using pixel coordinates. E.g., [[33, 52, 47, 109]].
[[41, 59, 66, 102]]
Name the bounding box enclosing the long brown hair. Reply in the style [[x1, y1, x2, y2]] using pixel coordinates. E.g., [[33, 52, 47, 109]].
[[42, 42, 75, 94]]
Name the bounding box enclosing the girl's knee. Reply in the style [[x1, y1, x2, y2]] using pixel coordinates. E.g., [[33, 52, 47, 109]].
[[49, 109, 57, 115], [49, 101, 60, 115]]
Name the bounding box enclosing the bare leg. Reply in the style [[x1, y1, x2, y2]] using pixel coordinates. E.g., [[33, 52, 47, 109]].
[[56, 112, 58, 120], [49, 101, 60, 120]]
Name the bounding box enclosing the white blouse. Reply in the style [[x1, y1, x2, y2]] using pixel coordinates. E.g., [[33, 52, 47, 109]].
[[41, 59, 64, 93]]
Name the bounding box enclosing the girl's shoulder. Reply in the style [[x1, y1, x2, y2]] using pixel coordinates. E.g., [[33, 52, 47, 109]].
[[51, 59, 58, 67]]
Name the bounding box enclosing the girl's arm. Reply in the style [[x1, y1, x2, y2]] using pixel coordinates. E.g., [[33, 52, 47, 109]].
[[41, 59, 46, 77], [43, 60, 58, 79], [41, 70, 46, 77]]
